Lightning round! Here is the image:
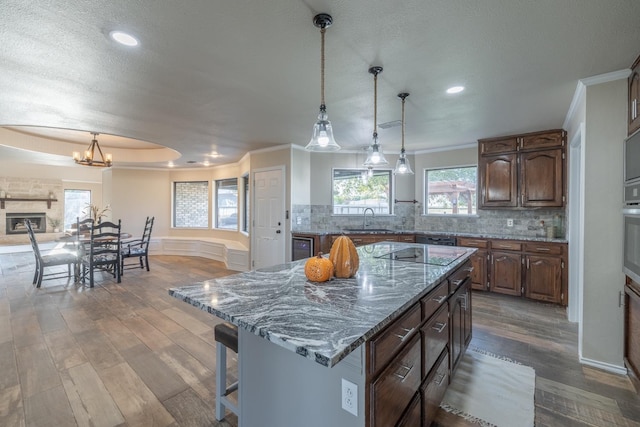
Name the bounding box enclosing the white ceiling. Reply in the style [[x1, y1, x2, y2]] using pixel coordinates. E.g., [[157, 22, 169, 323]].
[[1, 0, 639, 169]]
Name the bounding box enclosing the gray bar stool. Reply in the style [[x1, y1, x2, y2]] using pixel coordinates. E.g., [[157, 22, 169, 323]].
[[215, 322, 239, 420]]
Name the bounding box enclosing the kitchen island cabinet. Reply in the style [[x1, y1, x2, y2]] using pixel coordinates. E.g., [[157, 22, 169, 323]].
[[170, 242, 474, 427]]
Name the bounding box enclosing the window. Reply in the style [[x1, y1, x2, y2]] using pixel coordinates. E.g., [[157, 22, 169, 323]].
[[242, 174, 249, 233], [173, 181, 209, 228], [332, 169, 392, 215], [425, 166, 477, 215], [215, 178, 238, 230], [64, 189, 91, 230]]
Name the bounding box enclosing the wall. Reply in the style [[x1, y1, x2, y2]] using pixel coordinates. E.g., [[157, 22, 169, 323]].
[[580, 79, 626, 369]]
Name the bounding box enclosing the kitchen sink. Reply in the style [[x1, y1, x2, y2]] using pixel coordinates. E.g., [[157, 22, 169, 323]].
[[343, 228, 394, 232]]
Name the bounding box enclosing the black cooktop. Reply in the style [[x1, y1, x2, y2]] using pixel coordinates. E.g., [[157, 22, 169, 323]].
[[376, 247, 466, 266]]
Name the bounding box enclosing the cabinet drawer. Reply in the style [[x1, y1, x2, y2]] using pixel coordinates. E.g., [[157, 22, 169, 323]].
[[448, 260, 473, 294], [368, 303, 421, 377], [456, 237, 488, 249], [421, 280, 448, 321], [520, 130, 564, 150], [421, 303, 449, 378], [479, 137, 519, 155], [524, 242, 563, 255], [370, 334, 421, 427], [397, 234, 416, 243], [491, 240, 522, 251], [421, 348, 449, 427]]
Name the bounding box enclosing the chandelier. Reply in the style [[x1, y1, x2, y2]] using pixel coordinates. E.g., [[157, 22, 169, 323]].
[[72, 132, 113, 167], [363, 66, 388, 166], [394, 92, 414, 175], [305, 13, 340, 151]]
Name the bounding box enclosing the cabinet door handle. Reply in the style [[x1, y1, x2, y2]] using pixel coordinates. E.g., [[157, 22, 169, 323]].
[[393, 364, 415, 382], [535, 247, 550, 252], [432, 295, 447, 304], [527, 258, 530, 269], [432, 322, 447, 333], [394, 327, 415, 342], [464, 267, 474, 273], [452, 279, 463, 287], [435, 373, 446, 386]]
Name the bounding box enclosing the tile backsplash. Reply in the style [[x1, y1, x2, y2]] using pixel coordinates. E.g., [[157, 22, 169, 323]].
[[292, 203, 566, 239]]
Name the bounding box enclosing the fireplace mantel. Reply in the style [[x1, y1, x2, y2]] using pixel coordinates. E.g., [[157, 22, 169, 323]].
[[0, 197, 57, 209]]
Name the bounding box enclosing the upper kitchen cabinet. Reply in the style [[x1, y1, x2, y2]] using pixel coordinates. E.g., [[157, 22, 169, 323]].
[[478, 129, 566, 209], [629, 55, 640, 136]]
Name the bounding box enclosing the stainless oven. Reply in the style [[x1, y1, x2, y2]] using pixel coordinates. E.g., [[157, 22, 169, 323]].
[[624, 208, 640, 283]]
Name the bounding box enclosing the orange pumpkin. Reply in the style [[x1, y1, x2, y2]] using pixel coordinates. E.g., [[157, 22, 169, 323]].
[[329, 235, 359, 278], [304, 253, 334, 282]]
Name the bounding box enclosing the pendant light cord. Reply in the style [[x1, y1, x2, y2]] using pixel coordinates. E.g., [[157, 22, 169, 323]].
[[320, 27, 326, 108], [373, 72, 378, 134], [401, 96, 405, 152]]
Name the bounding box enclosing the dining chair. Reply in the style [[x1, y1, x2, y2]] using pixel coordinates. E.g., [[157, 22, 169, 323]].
[[25, 219, 78, 287], [121, 216, 154, 275], [80, 219, 122, 288]]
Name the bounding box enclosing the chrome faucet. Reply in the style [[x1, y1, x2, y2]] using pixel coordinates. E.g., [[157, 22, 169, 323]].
[[363, 207, 374, 229]]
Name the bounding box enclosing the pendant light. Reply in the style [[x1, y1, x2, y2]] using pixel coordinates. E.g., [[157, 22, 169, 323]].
[[394, 93, 414, 175], [364, 66, 388, 166], [305, 13, 340, 151]]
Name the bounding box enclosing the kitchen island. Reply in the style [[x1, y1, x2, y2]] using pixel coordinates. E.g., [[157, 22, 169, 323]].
[[170, 242, 475, 427]]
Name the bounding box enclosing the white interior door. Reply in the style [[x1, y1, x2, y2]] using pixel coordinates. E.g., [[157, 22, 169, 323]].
[[253, 167, 285, 269]]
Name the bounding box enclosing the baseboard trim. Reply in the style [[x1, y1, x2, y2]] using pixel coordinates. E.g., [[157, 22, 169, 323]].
[[579, 356, 628, 375]]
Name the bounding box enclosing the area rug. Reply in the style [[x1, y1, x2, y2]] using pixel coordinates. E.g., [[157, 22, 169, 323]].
[[440, 348, 535, 427]]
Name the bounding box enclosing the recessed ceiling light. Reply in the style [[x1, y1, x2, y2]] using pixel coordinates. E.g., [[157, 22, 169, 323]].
[[109, 31, 139, 47], [446, 86, 465, 94]]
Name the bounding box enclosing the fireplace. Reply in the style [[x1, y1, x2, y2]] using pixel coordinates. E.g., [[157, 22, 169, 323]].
[[6, 212, 47, 234]]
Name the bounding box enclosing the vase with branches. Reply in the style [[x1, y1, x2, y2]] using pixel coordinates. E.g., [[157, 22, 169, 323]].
[[47, 216, 61, 232], [83, 203, 111, 223]]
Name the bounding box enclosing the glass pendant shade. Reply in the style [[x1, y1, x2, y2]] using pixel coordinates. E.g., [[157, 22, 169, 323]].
[[363, 133, 388, 166], [306, 106, 340, 151], [394, 150, 414, 175]]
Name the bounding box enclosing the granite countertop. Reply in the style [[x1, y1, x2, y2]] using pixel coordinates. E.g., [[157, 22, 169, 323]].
[[292, 229, 568, 244], [169, 242, 475, 368]]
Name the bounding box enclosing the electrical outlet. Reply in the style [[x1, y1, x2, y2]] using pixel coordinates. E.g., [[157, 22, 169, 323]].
[[341, 378, 358, 416], [507, 219, 514, 227]]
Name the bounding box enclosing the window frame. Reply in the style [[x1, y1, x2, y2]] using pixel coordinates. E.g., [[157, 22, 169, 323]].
[[172, 181, 209, 228], [424, 165, 478, 216], [331, 168, 394, 216], [63, 189, 92, 230], [214, 178, 239, 230]]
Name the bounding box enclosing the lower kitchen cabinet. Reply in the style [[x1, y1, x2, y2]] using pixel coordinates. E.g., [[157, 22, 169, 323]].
[[450, 279, 472, 373], [458, 236, 568, 305], [490, 250, 522, 296], [525, 254, 562, 303], [457, 237, 489, 291]]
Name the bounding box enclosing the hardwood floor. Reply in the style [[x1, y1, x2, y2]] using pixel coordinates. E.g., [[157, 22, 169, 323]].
[[1, 251, 639, 426]]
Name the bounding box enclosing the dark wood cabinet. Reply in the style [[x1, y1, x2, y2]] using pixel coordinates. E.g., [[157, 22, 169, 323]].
[[366, 260, 471, 427], [450, 279, 472, 374], [479, 153, 518, 207], [520, 148, 564, 207], [490, 250, 522, 296], [625, 279, 640, 393], [629, 55, 640, 136], [456, 237, 489, 291], [525, 254, 562, 303], [478, 129, 566, 209]]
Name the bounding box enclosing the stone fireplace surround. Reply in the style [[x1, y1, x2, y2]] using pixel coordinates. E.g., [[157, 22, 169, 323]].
[[0, 176, 63, 245], [6, 212, 46, 234]]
